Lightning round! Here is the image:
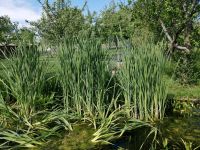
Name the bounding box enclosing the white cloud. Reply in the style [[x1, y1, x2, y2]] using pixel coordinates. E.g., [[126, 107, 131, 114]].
[[0, 0, 41, 27]]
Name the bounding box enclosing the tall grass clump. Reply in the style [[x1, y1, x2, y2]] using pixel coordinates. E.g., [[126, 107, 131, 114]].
[[0, 43, 72, 148], [118, 40, 167, 121], [58, 36, 113, 126], [1, 43, 47, 118]]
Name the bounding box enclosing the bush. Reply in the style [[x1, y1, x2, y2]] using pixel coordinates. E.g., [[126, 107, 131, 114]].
[[173, 48, 200, 85]]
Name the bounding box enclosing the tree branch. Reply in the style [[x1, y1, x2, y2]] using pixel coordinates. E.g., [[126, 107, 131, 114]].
[[159, 19, 190, 53], [159, 19, 173, 43], [174, 44, 190, 53]]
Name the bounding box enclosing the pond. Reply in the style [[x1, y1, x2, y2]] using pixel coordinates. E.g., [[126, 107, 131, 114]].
[[44, 109, 200, 150]]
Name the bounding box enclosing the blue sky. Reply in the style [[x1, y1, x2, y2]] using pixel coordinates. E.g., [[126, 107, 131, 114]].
[[0, 0, 122, 27]]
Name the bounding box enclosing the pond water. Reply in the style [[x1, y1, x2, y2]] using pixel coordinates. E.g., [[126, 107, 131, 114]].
[[161, 116, 200, 142], [45, 110, 200, 150], [109, 111, 200, 150]]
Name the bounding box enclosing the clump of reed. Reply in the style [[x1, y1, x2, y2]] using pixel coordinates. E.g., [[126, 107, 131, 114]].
[[118, 40, 167, 121], [0, 43, 47, 118], [58, 36, 114, 127], [0, 42, 72, 148]]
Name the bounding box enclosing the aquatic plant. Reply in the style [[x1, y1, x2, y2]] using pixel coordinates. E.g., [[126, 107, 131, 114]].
[[0, 43, 47, 118], [118, 40, 167, 121], [0, 37, 169, 149], [0, 43, 72, 148], [58, 36, 111, 122]]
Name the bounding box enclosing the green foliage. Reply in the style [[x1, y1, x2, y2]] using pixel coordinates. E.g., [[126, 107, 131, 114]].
[[31, 0, 85, 45], [0, 0, 200, 149], [1, 43, 48, 117], [0, 36, 161, 148], [0, 16, 36, 45], [17, 27, 35, 43], [0, 42, 73, 148], [99, 2, 134, 47], [130, 0, 200, 51], [191, 22, 200, 48], [166, 76, 200, 99], [1, 36, 199, 149], [0, 16, 17, 44], [173, 49, 200, 84]]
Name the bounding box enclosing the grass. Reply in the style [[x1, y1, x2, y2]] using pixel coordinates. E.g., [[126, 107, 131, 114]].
[[166, 77, 200, 98], [0, 43, 72, 149], [2, 43, 48, 117], [57, 37, 110, 117]]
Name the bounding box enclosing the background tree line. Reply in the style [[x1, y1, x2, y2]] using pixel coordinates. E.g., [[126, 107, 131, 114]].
[[0, 0, 200, 84], [1, 0, 199, 49]]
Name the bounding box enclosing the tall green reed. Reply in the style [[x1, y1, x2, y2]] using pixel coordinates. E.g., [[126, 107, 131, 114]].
[[58, 37, 111, 121], [118, 40, 167, 121], [0, 43, 73, 149], [1, 43, 47, 118]]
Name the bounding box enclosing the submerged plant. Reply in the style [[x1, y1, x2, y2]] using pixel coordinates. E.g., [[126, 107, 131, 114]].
[[167, 138, 200, 150]]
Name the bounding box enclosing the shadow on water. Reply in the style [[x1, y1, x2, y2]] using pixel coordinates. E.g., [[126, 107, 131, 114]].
[[159, 116, 200, 146], [106, 127, 155, 150], [44, 109, 200, 150], [105, 116, 200, 150], [108, 111, 200, 150]]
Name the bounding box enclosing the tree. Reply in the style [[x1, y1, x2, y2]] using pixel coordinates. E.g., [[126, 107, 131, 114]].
[[17, 27, 35, 43], [0, 16, 17, 45], [191, 21, 200, 48], [30, 0, 85, 44], [130, 0, 200, 53], [99, 1, 133, 48]]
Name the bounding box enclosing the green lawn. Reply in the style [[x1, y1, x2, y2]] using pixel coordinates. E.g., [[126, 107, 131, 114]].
[[167, 77, 200, 99]]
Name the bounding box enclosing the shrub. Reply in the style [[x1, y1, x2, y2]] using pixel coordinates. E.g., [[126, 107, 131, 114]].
[[173, 48, 200, 85]]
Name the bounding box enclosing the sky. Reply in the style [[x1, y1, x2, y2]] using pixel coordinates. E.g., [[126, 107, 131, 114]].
[[0, 0, 122, 27]]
